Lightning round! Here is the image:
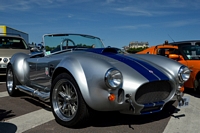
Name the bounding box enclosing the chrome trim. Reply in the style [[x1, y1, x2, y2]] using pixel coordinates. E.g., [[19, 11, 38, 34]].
[[16, 85, 50, 102]]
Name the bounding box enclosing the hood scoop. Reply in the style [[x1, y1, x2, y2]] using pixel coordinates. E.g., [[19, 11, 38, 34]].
[[102, 48, 118, 54]]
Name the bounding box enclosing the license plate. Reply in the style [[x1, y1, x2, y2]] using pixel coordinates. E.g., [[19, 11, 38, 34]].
[[177, 96, 190, 108], [0, 64, 7, 68]]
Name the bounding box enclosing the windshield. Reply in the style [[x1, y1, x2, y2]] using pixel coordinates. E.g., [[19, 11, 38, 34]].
[[181, 45, 200, 60], [43, 34, 104, 55], [0, 36, 28, 49]]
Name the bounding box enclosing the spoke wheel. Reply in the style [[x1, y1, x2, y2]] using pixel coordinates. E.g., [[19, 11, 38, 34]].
[[6, 65, 20, 96], [53, 79, 78, 120], [51, 73, 89, 127]]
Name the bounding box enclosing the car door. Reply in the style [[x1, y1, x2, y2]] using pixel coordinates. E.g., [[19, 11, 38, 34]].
[[32, 56, 52, 89], [25, 57, 39, 85], [34, 54, 62, 90], [25, 54, 51, 89]]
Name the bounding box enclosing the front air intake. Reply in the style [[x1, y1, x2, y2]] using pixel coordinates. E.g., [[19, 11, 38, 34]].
[[135, 81, 172, 104]]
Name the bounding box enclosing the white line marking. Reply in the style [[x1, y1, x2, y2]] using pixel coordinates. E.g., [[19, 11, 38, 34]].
[[5, 109, 54, 133], [0, 91, 9, 98]]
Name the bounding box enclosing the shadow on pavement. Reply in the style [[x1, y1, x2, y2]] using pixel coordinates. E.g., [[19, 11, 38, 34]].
[[73, 100, 179, 128], [21, 97, 51, 111], [0, 109, 15, 121]]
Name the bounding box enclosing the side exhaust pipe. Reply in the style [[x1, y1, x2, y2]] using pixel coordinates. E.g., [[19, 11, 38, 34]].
[[16, 85, 50, 102]]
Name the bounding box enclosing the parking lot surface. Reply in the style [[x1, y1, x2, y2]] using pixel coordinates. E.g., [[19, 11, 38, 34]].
[[0, 77, 199, 133]]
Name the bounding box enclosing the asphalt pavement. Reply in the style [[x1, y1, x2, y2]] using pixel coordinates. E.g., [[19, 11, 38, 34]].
[[0, 77, 199, 133], [163, 89, 200, 133]]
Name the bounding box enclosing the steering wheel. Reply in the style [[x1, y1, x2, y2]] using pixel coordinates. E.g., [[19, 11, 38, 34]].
[[61, 39, 76, 50]]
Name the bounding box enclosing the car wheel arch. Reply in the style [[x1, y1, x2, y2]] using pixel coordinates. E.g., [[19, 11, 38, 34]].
[[50, 72, 91, 127], [8, 53, 29, 85], [52, 66, 92, 108]]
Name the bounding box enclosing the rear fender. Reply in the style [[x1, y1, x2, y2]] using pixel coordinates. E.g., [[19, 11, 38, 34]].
[[9, 53, 30, 84]]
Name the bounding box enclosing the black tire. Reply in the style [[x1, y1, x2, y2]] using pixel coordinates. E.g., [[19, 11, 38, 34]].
[[194, 78, 200, 93], [50, 73, 90, 127], [6, 65, 20, 96]]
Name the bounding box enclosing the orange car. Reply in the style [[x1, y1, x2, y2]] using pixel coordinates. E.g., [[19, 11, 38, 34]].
[[137, 40, 200, 92]]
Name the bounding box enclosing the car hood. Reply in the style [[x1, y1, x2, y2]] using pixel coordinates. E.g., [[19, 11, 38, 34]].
[[83, 48, 172, 82], [0, 49, 30, 57]]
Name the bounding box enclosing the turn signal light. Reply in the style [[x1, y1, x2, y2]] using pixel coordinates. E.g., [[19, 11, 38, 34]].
[[108, 94, 116, 101], [180, 87, 184, 92]]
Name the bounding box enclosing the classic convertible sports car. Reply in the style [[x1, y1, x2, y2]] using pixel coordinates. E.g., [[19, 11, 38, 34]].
[[6, 33, 190, 127]]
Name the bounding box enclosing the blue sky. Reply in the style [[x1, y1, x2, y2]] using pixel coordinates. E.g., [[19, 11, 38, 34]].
[[1, 0, 200, 48]]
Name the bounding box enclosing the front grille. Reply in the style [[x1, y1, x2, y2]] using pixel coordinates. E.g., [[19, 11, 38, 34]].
[[135, 81, 172, 104], [0, 68, 6, 73], [0, 58, 10, 63]]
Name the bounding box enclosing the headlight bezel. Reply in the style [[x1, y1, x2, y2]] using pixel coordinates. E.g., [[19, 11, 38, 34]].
[[105, 68, 123, 90], [178, 66, 191, 84]]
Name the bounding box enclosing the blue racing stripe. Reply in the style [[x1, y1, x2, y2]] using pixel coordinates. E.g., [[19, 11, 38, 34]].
[[104, 53, 159, 81], [143, 101, 165, 107], [85, 48, 169, 81], [141, 109, 162, 115], [117, 54, 169, 80]]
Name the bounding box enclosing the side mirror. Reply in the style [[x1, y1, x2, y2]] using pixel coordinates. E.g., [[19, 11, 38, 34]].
[[37, 45, 44, 50], [30, 47, 38, 52], [169, 54, 184, 60]]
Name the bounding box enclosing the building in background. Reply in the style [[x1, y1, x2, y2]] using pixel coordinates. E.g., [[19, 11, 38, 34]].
[[129, 41, 149, 48], [0, 25, 29, 43]]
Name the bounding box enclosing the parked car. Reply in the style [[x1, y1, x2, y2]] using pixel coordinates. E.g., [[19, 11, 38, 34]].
[[6, 33, 190, 127], [0, 34, 30, 75], [137, 40, 200, 92]]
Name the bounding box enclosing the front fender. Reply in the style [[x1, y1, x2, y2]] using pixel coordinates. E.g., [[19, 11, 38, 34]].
[[53, 56, 115, 111], [53, 57, 90, 102]]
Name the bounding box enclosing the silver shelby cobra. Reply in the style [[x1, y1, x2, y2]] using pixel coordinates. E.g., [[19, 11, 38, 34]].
[[6, 34, 190, 127]]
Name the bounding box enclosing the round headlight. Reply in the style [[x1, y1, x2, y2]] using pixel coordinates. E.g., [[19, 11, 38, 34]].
[[178, 66, 190, 83], [105, 68, 123, 89]]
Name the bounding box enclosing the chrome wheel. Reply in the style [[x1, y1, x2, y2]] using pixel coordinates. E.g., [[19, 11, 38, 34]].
[[51, 73, 89, 127], [52, 79, 78, 121], [6, 65, 19, 96], [7, 68, 14, 93]]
